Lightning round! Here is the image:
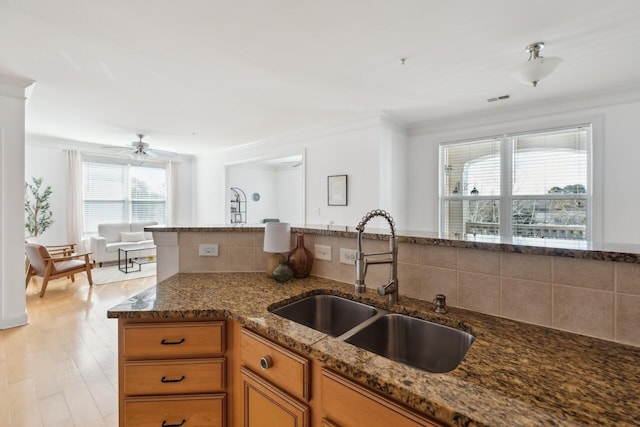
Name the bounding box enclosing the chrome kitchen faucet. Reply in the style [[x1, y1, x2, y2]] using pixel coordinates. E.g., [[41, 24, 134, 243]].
[[355, 209, 399, 303]]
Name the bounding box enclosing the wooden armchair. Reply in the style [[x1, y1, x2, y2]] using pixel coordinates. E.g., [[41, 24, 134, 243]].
[[24, 237, 76, 273], [40, 243, 76, 257], [25, 242, 94, 297]]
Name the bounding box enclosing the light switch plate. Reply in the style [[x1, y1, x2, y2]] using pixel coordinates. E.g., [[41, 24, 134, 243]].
[[314, 244, 331, 261]]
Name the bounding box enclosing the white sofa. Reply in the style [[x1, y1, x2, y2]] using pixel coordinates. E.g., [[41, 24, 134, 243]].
[[89, 222, 157, 266]]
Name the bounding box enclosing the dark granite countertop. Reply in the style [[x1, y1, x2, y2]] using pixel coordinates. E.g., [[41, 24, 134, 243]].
[[108, 273, 640, 426], [146, 224, 640, 264]]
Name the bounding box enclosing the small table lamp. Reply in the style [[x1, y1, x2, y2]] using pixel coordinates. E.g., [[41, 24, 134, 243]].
[[263, 222, 291, 278]]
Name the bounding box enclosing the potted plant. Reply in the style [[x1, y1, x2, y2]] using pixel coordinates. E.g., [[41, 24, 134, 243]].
[[25, 177, 54, 237]]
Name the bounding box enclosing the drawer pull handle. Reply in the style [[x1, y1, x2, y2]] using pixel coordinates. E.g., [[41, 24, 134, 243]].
[[162, 420, 186, 427], [160, 338, 185, 345], [161, 375, 186, 383], [260, 355, 273, 370]]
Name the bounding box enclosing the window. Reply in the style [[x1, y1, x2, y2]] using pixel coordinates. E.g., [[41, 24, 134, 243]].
[[440, 125, 591, 240], [82, 158, 167, 235]]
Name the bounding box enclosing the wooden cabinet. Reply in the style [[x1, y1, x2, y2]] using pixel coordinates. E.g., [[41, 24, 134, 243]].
[[321, 418, 341, 427], [123, 359, 225, 395], [119, 320, 227, 427], [123, 395, 225, 427], [239, 328, 310, 401], [239, 327, 310, 427], [241, 367, 309, 427], [116, 319, 443, 427], [123, 322, 225, 358], [321, 368, 441, 427]]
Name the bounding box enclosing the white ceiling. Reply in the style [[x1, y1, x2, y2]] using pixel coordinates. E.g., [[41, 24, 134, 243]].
[[2, 0, 640, 154]]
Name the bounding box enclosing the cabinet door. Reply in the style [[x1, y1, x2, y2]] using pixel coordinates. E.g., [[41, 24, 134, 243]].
[[241, 367, 309, 427], [321, 368, 441, 427]]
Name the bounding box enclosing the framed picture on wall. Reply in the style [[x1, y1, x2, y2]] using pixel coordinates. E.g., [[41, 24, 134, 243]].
[[327, 175, 348, 206]]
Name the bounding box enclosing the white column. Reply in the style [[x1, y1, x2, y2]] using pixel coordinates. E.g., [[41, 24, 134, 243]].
[[0, 73, 35, 329], [379, 114, 409, 229], [153, 231, 179, 282]]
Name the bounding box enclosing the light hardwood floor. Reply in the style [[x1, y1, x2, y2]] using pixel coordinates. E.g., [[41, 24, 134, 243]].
[[1, 272, 156, 426]]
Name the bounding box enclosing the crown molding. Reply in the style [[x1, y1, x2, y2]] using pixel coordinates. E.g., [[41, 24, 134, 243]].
[[409, 85, 640, 137], [0, 73, 35, 99], [26, 133, 194, 162], [219, 113, 382, 155], [380, 112, 409, 135]]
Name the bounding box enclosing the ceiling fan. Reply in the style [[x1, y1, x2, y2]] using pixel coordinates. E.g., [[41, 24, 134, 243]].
[[106, 134, 177, 160]]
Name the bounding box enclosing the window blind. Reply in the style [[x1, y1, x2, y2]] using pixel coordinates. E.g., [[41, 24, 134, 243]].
[[441, 138, 500, 197], [511, 127, 588, 239], [512, 128, 588, 196], [440, 139, 501, 237], [130, 166, 167, 224], [82, 159, 167, 235]]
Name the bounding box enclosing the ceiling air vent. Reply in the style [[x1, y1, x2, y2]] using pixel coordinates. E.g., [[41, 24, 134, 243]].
[[487, 94, 511, 103]]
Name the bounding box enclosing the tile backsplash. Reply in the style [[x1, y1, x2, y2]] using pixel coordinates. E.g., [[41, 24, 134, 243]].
[[177, 231, 640, 348], [308, 235, 640, 348]]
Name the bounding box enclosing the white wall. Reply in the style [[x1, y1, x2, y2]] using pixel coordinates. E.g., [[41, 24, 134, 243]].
[[407, 94, 640, 244], [25, 144, 68, 245], [276, 166, 303, 224], [0, 74, 33, 329], [598, 101, 640, 243], [194, 152, 226, 225], [305, 125, 381, 227], [227, 166, 277, 224], [196, 115, 409, 230], [225, 163, 304, 224], [173, 159, 196, 226], [379, 115, 409, 228]]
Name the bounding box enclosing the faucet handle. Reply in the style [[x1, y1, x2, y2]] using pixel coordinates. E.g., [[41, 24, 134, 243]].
[[433, 294, 447, 314], [377, 282, 398, 303]]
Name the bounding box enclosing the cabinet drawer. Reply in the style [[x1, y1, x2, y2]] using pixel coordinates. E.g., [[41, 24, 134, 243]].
[[124, 358, 225, 396], [321, 369, 441, 427], [240, 328, 310, 401], [123, 321, 225, 358], [124, 394, 225, 427]]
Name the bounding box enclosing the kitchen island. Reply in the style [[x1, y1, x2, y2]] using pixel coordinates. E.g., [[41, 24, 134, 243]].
[[108, 272, 640, 426]]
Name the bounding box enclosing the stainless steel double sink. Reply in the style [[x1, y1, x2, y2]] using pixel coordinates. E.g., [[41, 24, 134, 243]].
[[270, 294, 475, 373]]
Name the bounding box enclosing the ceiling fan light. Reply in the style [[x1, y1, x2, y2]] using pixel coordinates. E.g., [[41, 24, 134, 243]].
[[512, 56, 562, 87]]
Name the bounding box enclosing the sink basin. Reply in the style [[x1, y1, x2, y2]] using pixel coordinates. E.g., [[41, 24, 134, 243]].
[[270, 295, 378, 337], [272, 294, 475, 373], [345, 313, 475, 373]]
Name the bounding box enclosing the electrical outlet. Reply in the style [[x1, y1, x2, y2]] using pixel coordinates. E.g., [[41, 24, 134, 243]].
[[199, 244, 219, 256], [314, 244, 331, 261], [339, 248, 357, 265]]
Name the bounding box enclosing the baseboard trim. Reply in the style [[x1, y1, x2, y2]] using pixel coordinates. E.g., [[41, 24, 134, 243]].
[[1, 311, 29, 329]]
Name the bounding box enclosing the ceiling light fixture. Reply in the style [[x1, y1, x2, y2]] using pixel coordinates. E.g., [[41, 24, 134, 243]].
[[512, 42, 562, 87]]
